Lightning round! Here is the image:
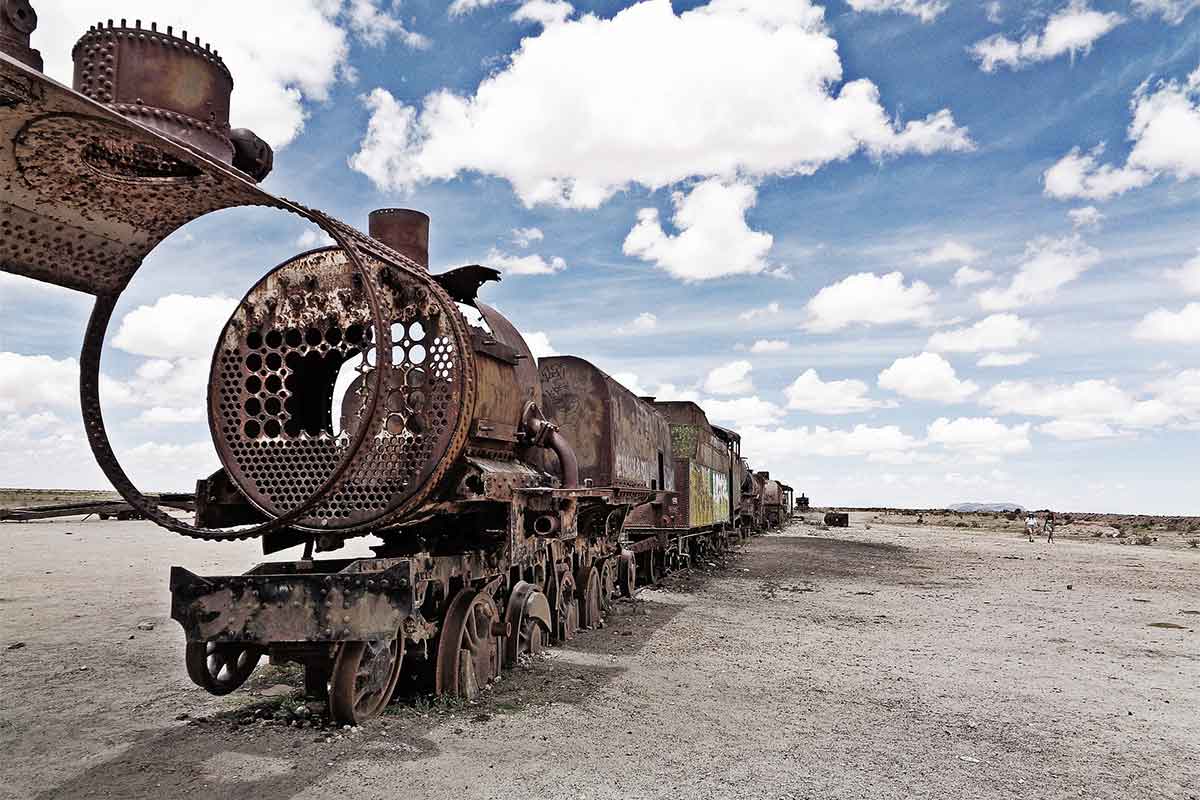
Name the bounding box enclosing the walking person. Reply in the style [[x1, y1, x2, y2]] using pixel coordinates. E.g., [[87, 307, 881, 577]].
[[1025, 512, 1037, 542], [1044, 510, 1056, 544]]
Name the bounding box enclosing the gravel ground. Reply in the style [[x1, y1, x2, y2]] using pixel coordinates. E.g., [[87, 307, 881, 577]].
[[1, 514, 1196, 800]]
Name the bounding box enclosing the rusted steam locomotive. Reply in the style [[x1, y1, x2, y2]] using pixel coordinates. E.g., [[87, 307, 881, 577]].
[[0, 7, 793, 723]]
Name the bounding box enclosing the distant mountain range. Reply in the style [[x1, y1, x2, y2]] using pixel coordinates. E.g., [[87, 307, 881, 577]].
[[947, 502, 1025, 512]]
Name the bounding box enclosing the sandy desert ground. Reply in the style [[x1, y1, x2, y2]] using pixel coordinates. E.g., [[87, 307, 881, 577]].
[[1, 512, 1197, 800]]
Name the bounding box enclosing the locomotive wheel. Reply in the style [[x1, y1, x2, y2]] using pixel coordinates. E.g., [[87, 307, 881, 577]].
[[643, 550, 661, 586], [329, 637, 404, 724], [549, 567, 579, 643], [503, 580, 550, 667], [435, 589, 501, 699], [598, 559, 617, 612], [576, 565, 602, 630], [185, 641, 263, 696], [618, 551, 637, 597]]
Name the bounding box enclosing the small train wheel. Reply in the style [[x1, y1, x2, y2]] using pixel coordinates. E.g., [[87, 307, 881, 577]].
[[185, 641, 262, 696], [329, 638, 404, 724], [618, 551, 637, 597], [598, 559, 617, 611], [435, 589, 501, 699], [576, 565, 602, 630], [549, 567, 579, 643]]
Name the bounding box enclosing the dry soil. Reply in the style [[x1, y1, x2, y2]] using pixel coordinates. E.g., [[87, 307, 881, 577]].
[[1, 513, 1196, 800]]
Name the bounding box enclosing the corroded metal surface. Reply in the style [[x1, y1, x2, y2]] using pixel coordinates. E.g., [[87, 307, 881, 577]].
[[72, 20, 238, 165], [210, 244, 475, 533]]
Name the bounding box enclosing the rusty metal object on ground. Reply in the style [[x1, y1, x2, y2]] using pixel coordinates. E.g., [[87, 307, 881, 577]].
[[825, 512, 850, 528], [0, 0, 40, 70]]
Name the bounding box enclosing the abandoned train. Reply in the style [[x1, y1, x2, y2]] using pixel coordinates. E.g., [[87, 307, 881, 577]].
[[0, 8, 796, 723]]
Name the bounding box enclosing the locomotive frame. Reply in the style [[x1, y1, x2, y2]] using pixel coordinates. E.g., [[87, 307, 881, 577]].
[[0, 7, 798, 725]]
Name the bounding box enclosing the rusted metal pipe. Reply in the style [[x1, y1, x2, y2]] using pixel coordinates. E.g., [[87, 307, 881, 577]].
[[369, 208, 429, 269], [546, 429, 579, 490]]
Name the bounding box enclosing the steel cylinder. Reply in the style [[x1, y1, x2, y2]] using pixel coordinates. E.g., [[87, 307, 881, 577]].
[[369, 208, 430, 269]]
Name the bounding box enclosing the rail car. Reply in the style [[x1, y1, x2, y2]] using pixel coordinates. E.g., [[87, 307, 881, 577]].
[[0, 8, 791, 724]]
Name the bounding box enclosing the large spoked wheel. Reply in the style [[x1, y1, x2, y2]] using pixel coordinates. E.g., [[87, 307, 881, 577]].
[[329, 638, 404, 725], [185, 641, 263, 696], [436, 589, 501, 699], [577, 565, 602, 630]]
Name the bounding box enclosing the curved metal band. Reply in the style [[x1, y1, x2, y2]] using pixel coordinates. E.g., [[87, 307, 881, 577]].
[[76, 210, 391, 542]]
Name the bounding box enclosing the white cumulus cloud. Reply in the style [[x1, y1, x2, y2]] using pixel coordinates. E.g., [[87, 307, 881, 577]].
[[846, 0, 949, 22], [976, 235, 1100, 311], [749, 339, 789, 353], [525, 331, 559, 359], [977, 352, 1037, 367], [953, 265, 996, 287], [919, 240, 985, 266], [1043, 68, 1200, 200], [350, 0, 971, 209], [970, 1, 1124, 73], [1132, 303, 1200, 343], [739, 301, 781, 321], [878, 353, 978, 403], [512, 0, 575, 26], [112, 294, 237, 360], [927, 313, 1040, 353], [804, 272, 937, 333], [926, 416, 1032, 459], [615, 313, 659, 335], [483, 249, 567, 276], [623, 180, 773, 281], [704, 360, 754, 396], [785, 369, 892, 414], [701, 395, 786, 430], [982, 378, 1184, 437]]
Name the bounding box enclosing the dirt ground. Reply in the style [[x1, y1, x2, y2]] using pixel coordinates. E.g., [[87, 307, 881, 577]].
[[1, 514, 1197, 800]]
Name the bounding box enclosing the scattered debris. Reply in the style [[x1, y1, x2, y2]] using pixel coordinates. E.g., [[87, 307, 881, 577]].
[[6, 642, 26, 650]]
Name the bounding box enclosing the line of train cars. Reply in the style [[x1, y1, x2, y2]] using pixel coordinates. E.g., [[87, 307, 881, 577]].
[[0, 11, 798, 725]]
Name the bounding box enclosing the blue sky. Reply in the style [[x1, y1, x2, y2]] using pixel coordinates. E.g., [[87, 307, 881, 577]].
[[1, 0, 1197, 513]]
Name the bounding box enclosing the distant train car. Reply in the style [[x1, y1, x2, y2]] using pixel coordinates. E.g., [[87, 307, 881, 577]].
[[652, 401, 733, 550], [712, 426, 749, 539], [759, 472, 786, 529]]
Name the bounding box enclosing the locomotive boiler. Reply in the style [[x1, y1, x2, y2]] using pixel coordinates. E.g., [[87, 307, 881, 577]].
[[0, 6, 791, 724]]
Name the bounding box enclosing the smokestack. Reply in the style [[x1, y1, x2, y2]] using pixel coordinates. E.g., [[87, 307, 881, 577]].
[[368, 209, 430, 269]]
